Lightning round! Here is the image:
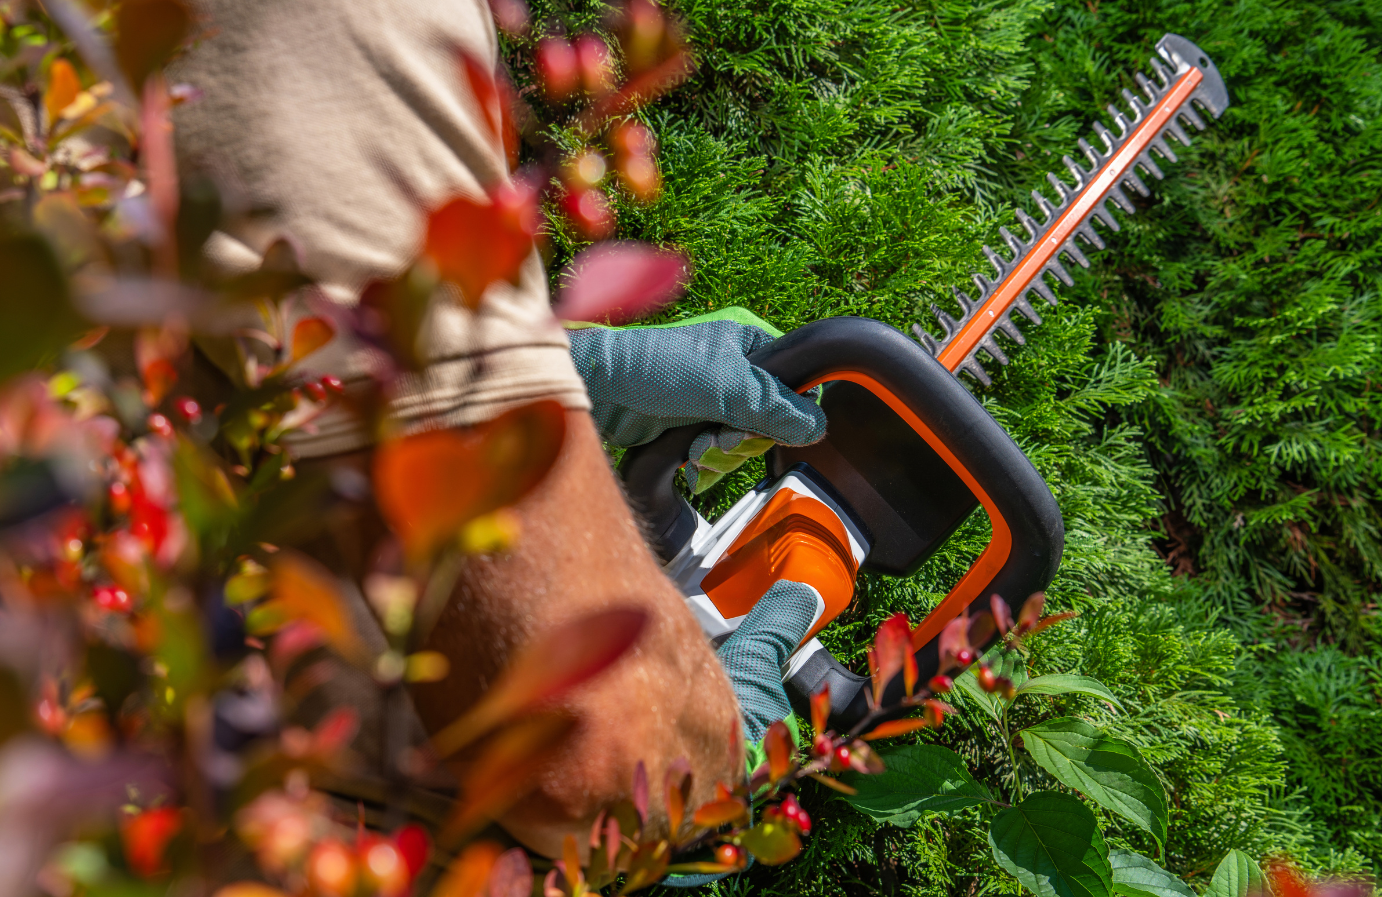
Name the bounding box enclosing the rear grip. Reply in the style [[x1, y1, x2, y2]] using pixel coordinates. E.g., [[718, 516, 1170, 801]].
[[620, 317, 1064, 730]]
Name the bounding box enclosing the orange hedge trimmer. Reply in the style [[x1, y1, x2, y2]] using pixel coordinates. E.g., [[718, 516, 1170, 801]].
[[621, 35, 1229, 727]]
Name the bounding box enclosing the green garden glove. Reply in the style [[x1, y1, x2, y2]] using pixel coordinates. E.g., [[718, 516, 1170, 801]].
[[716, 579, 820, 743], [567, 308, 828, 493]]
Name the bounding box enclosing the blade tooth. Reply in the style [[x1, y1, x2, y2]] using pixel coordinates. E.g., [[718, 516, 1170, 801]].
[[979, 335, 1009, 366], [1163, 119, 1191, 147], [1077, 137, 1103, 168], [1046, 171, 1073, 202], [1061, 239, 1090, 269], [971, 272, 994, 297], [1062, 154, 1087, 187], [911, 323, 940, 355], [1094, 201, 1121, 232], [1032, 190, 1058, 222], [1078, 221, 1105, 251], [1111, 108, 1133, 137], [1046, 257, 1074, 286], [1123, 170, 1150, 197], [1134, 72, 1161, 102], [1108, 184, 1136, 213], [1016, 208, 1042, 240], [999, 226, 1026, 257], [996, 312, 1026, 345], [1148, 57, 1175, 87], [983, 246, 1008, 278], [960, 356, 992, 387], [1121, 87, 1148, 119], [1094, 122, 1118, 153], [1016, 290, 1048, 320], [930, 304, 959, 340], [952, 286, 977, 315], [1152, 134, 1181, 163], [1138, 152, 1165, 180], [1179, 104, 1206, 130]]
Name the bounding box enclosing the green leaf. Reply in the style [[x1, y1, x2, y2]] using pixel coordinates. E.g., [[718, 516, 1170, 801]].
[[842, 744, 992, 826], [989, 791, 1113, 897], [0, 232, 85, 380], [1015, 674, 1123, 709], [1204, 850, 1267, 897], [1019, 718, 1168, 846], [1110, 851, 1195, 897]]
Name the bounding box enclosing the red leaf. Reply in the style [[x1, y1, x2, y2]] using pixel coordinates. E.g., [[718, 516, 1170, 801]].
[[871, 612, 912, 703], [690, 796, 747, 829], [487, 848, 533, 897], [810, 684, 830, 734], [258, 552, 363, 659], [937, 613, 971, 671], [122, 806, 182, 877], [990, 594, 1014, 634], [458, 51, 501, 144], [394, 824, 431, 882], [552, 241, 689, 324], [424, 184, 539, 308], [763, 719, 795, 782], [432, 841, 503, 897], [862, 718, 933, 741], [1017, 592, 1045, 632], [431, 607, 647, 757], [291, 316, 334, 362], [374, 400, 566, 560], [632, 759, 649, 825], [1028, 610, 1078, 636], [115, 0, 191, 91]]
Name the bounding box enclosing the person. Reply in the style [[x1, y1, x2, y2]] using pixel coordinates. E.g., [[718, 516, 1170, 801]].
[[170, 0, 828, 858]]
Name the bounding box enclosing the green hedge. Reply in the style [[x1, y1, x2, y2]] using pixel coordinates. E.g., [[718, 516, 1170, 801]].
[[512, 0, 1382, 890]]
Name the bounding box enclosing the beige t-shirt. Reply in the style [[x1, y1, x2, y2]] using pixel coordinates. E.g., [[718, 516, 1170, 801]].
[[171, 0, 590, 457]]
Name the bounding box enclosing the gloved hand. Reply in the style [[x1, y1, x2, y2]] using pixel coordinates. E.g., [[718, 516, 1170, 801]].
[[715, 579, 821, 743], [566, 308, 828, 493]]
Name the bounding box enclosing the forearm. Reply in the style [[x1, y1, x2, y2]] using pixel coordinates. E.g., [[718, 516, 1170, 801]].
[[408, 412, 742, 856]]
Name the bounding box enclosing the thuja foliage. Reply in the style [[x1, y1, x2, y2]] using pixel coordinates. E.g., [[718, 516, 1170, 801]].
[[510, 0, 1382, 892]]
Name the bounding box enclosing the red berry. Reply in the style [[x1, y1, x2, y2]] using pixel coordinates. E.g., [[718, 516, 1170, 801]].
[[305, 381, 328, 402], [714, 843, 743, 869], [977, 665, 998, 693], [996, 676, 1016, 700], [108, 481, 133, 515], [780, 793, 811, 834], [813, 733, 833, 757], [93, 584, 133, 613], [535, 37, 579, 101], [172, 396, 201, 424], [146, 413, 172, 438], [955, 647, 977, 666], [832, 744, 852, 771], [928, 674, 953, 694], [321, 375, 345, 394], [393, 824, 429, 882], [560, 187, 615, 241]]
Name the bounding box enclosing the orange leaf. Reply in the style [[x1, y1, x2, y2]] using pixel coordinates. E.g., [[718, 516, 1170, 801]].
[[690, 797, 747, 829], [373, 400, 566, 560], [212, 885, 289, 897], [257, 551, 363, 659], [872, 612, 912, 704], [665, 757, 691, 836], [763, 720, 794, 782], [290, 317, 334, 362], [432, 840, 504, 897], [424, 184, 539, 308], [862, 718, 934, 741], [442, 712, 577, 843], [620, 840, 672, 893], [738, 820, 801, 866], [46, 59, 82, 125], [807, 772, 857, 795], [810, 684, 831, 734], [122, 806, 182, 877], [561, 835, 583, 892], [431, 606, 646, 757], [1016, 592, 1045, 632], [1028, 610, 1078, 636], [114, 0, 192, 92]]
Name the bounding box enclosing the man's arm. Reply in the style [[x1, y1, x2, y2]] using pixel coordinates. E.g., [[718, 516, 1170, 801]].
[[408, 412, 743, 855]]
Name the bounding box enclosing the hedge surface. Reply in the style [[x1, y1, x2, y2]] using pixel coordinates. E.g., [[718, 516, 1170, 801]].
[[511, 0, 1382, 891]]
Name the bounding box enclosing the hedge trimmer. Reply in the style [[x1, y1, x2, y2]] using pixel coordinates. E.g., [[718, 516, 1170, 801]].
[[620, 34, 1229, 728]]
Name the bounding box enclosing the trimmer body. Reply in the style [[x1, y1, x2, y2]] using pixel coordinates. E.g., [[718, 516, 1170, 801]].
[[619, 33, 1229, 730]]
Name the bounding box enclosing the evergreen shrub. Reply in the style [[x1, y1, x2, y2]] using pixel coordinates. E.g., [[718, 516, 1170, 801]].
[[509, 0, 1382, 891]]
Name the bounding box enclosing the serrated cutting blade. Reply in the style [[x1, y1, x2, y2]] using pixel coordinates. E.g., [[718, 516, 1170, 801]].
[[914, 33, 1230, 385]]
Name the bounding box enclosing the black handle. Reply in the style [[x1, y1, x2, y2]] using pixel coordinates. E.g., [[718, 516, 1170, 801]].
[[618, 423, 704, 562]]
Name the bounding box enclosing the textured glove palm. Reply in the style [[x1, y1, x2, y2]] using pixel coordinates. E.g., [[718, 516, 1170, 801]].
[[566, 310, 827, 492], [715, 579, 820, 743]]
